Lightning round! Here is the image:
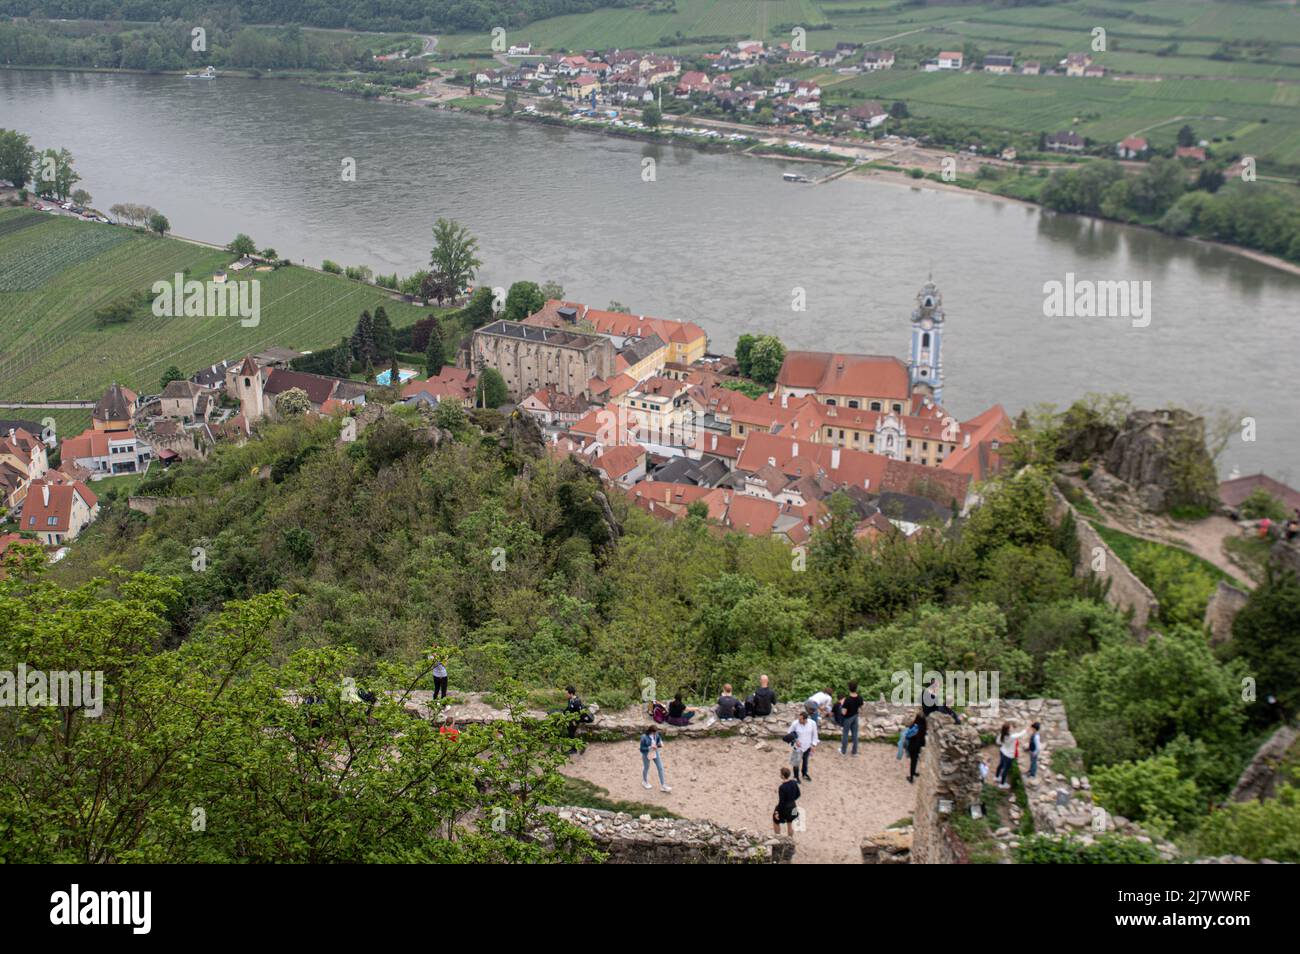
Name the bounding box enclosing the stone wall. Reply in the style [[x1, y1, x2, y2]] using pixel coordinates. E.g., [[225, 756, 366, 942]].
[[1049, 486, 1159, 632], [911, 719, 984, 864], [1204, 580, 1250, 646], [549, 807, 793, 864]]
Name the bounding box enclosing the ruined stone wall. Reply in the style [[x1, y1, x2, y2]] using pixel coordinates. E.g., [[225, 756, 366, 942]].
[[911, 720, 984, 864], [1049, 486, 1159, 632], [549, 807, 793, 864], [1204, 580, 1250, 646]]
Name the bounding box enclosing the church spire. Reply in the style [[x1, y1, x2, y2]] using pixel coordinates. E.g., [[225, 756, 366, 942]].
[[908, 279, 945, 405]]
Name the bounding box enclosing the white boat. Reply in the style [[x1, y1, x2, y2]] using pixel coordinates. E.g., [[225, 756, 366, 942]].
[[185, 66, 217, 80], [783, 172, 811, 183]]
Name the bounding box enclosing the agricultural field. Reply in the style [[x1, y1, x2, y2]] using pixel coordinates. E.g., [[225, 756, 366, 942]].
[[0, 209, 435, 402]]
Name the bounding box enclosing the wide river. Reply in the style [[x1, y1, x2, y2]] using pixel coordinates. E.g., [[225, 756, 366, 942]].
[[2, 69, 1296, 479]]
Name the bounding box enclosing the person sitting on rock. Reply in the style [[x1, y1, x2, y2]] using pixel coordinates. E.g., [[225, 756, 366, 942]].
[[666, 692, 695, 726], [921, 677, 961, 724], [749, 674, 777, 717], [717, 684, 740, 720]]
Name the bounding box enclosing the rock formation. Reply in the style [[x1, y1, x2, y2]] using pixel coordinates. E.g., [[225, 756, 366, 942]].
[[1103, 409, 1216, 513]]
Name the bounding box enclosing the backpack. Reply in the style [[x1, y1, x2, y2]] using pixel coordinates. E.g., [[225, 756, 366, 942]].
[[734, 700, 747, 720], [651, 702, 667, 724]]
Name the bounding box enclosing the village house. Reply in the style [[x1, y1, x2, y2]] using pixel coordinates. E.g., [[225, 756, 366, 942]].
[[19, 478, 99, 545], [403, 367, 478, 409], [0, 427, 48, 510], [1020, 61, 1041, 75], [524, 300, 708, 365], [937, 51, 963, 70], [228, 356, 369, 424], [519, 385, 591, 426], [1084, 64, 1105, 78], [860, 50, 895, 71], [1046, 130, 1085, 153], [1117, 136, 1149, 159], [159, 379, 215, 423], [1176, 145, 1207, 162], [60, 426, 153, 476], [612, 375, 700, 452], [92, 382, 137, 431], [845, 101, 888, 129], [675, 70, 712, 97], [982, 54, 1014, 73], [1063, 52, 1092, 77]]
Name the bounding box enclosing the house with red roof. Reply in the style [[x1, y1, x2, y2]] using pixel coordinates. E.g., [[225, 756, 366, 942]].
[[60, 427, 153, 477], [1117, 137, 1148, 159], [776, 350, 912, 411], [19, 479, 99, 545]]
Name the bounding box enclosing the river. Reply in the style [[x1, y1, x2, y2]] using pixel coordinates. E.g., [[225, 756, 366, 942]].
[[1, 69, 1296, 479]]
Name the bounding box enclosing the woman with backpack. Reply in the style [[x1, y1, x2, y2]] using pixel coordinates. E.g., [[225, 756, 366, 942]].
[[996, 722, 1028, 789], [639, 726, 671, 792]]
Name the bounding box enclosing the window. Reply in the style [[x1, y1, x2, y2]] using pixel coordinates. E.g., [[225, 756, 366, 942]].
[[826, 398, 837, 406], [892, 404, 903, 414], [47, 516, 57, 526], [848, 400, 859, 409], [906, 440, 913, 449], [870, 402, 881, 412], [922, 332, 930, 348], [922, 441, 929, 450]]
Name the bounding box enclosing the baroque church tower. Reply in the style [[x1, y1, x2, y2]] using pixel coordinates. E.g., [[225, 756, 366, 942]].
[[908, 279, 945, 405]]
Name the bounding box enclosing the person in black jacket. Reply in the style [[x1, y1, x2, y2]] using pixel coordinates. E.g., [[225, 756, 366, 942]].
[[905, 711, 927, 784], [772, 766, 801, 836], [563, 686, 585, 753], [921, 677, 961, 724], [749, 674, 776, 717]]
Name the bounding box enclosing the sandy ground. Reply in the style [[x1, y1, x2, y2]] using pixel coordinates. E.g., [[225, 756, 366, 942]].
[[562, 733, 916, 864]]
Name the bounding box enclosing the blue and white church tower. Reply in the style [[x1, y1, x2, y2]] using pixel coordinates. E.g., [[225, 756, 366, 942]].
[[908, 279, 945, 405]]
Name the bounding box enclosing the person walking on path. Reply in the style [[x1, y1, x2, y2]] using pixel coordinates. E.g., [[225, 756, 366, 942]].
[[430, 657, 448, 700], [905, 711, 927, 784], [788, 709, 819, 781], [1027, 722, 1043, 779], [839, 681, 864, 756], [996, 722, 1028, 788], [772, 766, 801, 837], [639, 726, 670, 792]]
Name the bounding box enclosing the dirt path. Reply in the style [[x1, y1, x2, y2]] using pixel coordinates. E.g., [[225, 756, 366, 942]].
[[562, 734, 915, 864]]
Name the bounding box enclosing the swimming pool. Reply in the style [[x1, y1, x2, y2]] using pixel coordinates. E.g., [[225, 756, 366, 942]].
[[375, 368, 417, 386]]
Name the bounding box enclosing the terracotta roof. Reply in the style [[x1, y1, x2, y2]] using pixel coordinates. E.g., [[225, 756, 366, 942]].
[[19, 479, 96, 533], [593, 443, 646, 482], [61, 426, 139, 462], [939, 404, 1013, 481], [776, 351, 910, 400], [1218, 474, 1300, 513], [264, 369, 340, 407]]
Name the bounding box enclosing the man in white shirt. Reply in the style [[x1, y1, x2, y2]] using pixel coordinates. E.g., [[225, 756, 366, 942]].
[[788, 709, 819, 781], [805, 688, 833, 724]]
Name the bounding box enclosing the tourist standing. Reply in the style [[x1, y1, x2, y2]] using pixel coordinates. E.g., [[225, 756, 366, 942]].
[[639, 726, 670, 792], [905, 711, 927, 784], [996, 723, 1028, 788], [839, 681, 864, 756], [788, 709, 819, 781], [564, 685, 586, 753], [772, 767, 801, 837], [1027, 722, 1043, 779], [430, 657, 448, 700]]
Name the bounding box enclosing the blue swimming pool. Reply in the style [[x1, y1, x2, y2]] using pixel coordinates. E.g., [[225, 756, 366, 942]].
[[375, 368, 417, 386]]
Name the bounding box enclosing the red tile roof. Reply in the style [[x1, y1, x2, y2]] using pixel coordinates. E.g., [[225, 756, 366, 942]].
[[776, 351, 910, 400], [19, 479, 96, 534]]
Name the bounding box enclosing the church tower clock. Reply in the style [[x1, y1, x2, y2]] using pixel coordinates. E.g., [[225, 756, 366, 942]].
[[909, 280, 945, 405]]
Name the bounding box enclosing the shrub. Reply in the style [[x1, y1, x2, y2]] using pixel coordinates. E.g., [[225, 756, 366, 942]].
[[1195, 784, 1300, 862], [1091, 754, 1202, 835], [1014, 834, 1160, 864]]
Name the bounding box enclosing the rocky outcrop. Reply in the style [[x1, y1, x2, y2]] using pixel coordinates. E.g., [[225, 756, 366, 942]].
[[1103, 409, 1216, 513], [549, 807, 793, 863], [1204, 580, 1250, 646], [1230, 723, 1298, 803], [861, 827, 912, 863]]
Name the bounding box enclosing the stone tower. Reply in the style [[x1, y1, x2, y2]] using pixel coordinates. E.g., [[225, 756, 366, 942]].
[[908, 280, 945, 405], [234, 356, 266, 422]]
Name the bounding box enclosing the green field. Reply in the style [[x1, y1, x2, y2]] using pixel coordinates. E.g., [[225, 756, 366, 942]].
[[0, 209, 437, 401]]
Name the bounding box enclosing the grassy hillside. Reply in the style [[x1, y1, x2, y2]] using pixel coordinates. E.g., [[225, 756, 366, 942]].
[[0, 208, 437, 400]]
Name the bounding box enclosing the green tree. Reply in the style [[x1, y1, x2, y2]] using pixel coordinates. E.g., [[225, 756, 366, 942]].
[[159, 366, 184, 390], [372, 306, 395, 362], [642, 103, 663, 129], [331, 337, 352, 378], [1225, 566, 1300, 723], [426, 218, 482, 305], [350, 310, 376, 366], [147, 212, 170, 237], [33, 147, 79, 201], [1091, 754, 1203, 835], [734, 333, 757, 377], [503, 281, 544, 322], [747, 334, 785, 387], [476, 367, 509, 408], [425, 325, 447, 377], [276, 387, 312, 417], [463, 287, 496, 328], [0, 128, 37, 191], [1196, 784, 1300, 862], [1177, 124, 1196, 148], [503, 89, 519, 115], [70, 188, 92, 207], [228, 233, 257, 256]]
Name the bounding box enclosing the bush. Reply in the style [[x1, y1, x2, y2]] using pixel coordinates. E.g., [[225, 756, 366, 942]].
[[1239, 487, 1289, 521], [321, 260, 342, 274], [1195, 784, 1300, 862], [1091, 754, 1202, 835], [1128, 542, 1219, 628], [1014, 834, 1160, 864]]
